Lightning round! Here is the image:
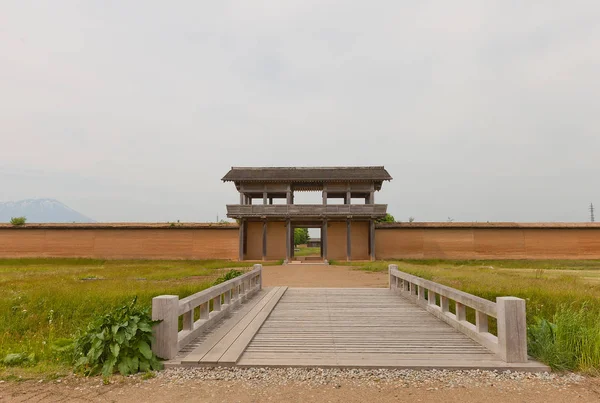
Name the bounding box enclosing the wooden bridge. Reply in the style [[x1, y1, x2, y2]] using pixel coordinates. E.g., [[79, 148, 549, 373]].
[[151, 265, 549, 372]]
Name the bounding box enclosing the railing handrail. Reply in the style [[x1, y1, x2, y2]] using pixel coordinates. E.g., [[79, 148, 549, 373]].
[[226, 204, 388, 216], [389, 267, 497, 317], [152, 264, 263, 360], [388, 264, 527, 363], [178, 266, 261, 315]]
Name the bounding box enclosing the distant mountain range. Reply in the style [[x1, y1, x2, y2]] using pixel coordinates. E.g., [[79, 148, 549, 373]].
[[0, 199, 95, 223]]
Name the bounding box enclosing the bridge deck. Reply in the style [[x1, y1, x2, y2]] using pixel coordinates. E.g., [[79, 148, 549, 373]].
[[169, 287, 548, 372]]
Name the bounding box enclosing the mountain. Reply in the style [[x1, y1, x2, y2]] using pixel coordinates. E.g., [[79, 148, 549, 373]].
[[0, 199, 95, 223]]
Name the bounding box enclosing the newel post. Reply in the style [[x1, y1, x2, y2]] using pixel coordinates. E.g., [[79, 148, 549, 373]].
[[496, 297, 528, 363], [152, 295, 179, 360], [254, 264, 263, 289], [388, 264, 398, 289]]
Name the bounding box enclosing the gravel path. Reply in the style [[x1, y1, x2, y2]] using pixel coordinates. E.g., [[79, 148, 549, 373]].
[[2, 368, 598, 402]]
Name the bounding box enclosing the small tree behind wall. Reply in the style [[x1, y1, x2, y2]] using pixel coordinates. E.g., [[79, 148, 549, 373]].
[[376, 213, 395, 223], [294, 228, 309, 246]]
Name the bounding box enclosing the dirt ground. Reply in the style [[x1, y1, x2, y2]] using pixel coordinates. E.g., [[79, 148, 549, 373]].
[[262, 264, 388, 287], [1, 374, 599, 403]]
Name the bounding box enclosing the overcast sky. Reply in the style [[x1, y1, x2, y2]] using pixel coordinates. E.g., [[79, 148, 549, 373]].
[[1, 1, 599, 223]]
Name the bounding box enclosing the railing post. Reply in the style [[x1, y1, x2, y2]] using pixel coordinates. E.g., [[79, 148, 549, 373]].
[[151, 295, 179, 360], [254, 264, 263, 290], [455, 302, 466, 321], [476, 311, 489, 333], [428, 290, 436, 306], [497, 297, 528, 363], [389, 264, 398, 289]]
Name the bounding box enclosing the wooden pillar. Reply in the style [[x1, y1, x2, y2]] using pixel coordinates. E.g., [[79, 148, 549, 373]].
[[346, 219, 352, 261], [262, 221, 267, 261], [497, 297, 528, 363], [346, 190, 351, 205], [322, 184, 328, 205], [151, 295, 179, 359], [263, 192, 267, 205], [269, 197, 273, 205], [369, 219, 376, 261], [238, 219, 245, 261], [285, 219, 292, 262], [369, 191, 374, 204], [322, 220, 328, 261], [239, 193, 244, 204]]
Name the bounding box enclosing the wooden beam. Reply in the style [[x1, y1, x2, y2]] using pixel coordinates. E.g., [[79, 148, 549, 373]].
[[322, 220, 328, 261], [346, 219, 352, 261], [285, 219, 291, 262], [262, 221, 267, 261], [238, 219, 245, 261], [370, 219, 376, 261]]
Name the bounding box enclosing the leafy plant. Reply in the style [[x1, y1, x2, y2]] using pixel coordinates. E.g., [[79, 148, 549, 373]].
[[213, 269, 244, 286], [72, 297, 162, 377], [10, 216, 27, 226]]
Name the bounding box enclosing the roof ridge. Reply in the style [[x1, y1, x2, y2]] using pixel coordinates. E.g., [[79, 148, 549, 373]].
[[230, 166, 386, 170]]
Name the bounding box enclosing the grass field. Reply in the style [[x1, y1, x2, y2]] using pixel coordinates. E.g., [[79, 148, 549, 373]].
[[0, 258, 275, 377], [344, 259, 600, 373], [294, 246, 321, 257]]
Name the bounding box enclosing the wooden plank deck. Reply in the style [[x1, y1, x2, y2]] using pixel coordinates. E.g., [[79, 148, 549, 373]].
[[170, 288, 549, 372]]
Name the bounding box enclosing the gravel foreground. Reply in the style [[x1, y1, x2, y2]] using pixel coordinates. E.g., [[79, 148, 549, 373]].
[[156, 367, 584, 390], [1, 367, 598, 403]]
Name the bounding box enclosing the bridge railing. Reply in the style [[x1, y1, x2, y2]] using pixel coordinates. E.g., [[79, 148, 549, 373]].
[[151, 264, 263, 359], [388, 264, 527, 363]]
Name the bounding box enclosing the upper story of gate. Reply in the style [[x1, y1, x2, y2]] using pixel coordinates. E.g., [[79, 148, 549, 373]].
[[222, 166, 392, 220]]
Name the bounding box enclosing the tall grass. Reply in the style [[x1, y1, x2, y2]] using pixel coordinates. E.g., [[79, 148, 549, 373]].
[[528, 304, 600, 372], [348, 259, 600, 372], [0, 258, 270, 373]]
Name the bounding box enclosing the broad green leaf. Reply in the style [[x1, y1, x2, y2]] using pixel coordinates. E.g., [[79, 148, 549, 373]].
[[110, 343, 120, 358], [137, 341, 152, 360], [117, 358, 129, 376]]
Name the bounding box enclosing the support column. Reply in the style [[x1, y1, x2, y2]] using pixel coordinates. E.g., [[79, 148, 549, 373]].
[[238, 219, 245, 261], [239, 193, 244, 204], [369, 219, 376, 261], [263, 192, 267, 205], [269, 197, 273, 205], [346, 219, 352, 261], [322, 220, 328, 262], [322, 184, 328, 205], [262, 221, 267, 261], [285, 219, 292, 262]]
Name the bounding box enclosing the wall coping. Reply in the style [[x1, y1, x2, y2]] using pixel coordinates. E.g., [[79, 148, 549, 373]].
[[2, 222, 599, 230], [376, 222, 600, 229], [0, 223, 239, 230]]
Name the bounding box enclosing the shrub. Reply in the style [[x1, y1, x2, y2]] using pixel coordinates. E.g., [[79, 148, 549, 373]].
[[212, 269, 244, 286], [10, 216, 26, 226], [72, 297, 162, 377]]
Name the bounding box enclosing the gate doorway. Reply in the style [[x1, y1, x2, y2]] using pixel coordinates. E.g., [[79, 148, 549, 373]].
[[292, 225, 322, 262]]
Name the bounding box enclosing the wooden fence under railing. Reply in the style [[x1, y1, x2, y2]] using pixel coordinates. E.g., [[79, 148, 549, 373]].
[[388, 264, 528, 363], [152, 264, 263, 359]]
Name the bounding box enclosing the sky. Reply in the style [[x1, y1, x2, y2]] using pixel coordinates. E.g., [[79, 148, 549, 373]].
[[1, 1, 599, 223]]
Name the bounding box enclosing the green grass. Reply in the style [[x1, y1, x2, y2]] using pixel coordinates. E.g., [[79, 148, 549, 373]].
[[348, 259, 600, 373], [294, 246, 321, 257], [0, 258, 275, 375]]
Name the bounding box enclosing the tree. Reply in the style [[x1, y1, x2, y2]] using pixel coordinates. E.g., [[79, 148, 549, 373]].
[[294, 228, 309, 246], [376, 213, 395, 223]]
